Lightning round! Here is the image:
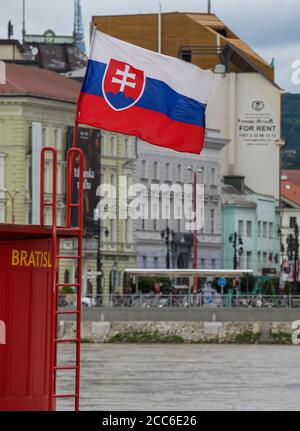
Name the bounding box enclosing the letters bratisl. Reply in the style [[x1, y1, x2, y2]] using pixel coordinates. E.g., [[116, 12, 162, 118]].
[[11, 250, 52, 268]]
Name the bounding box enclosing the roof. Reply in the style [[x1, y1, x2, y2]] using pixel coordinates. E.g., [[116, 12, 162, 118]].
[[35, 43, 87, 72], [221, 184, 257, 208], [281, 170, 300, 207], [184, 13, 229, 28], [0, 63, 81, 103], [0, 39, 24, 50], [185, 13, 274, 82], [186, 13, 270, 67], [93, 12, 274, 83], [282, 170, 300, 187]]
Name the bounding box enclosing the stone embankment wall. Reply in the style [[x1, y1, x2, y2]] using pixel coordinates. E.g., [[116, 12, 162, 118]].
[[59, 320, 296, 344]]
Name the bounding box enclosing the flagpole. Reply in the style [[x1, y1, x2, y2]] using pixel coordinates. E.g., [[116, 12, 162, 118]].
[[158, 2, 162, 54], [72, 103, 80, 148], [72, 121, 79, 148]]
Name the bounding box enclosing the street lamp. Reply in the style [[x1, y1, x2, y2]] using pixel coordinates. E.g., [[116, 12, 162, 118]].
[[286, 223, 299, 292], [229, 232, 243, 270], [187, 166, 202, 292], [161, 223, 175, 269], [90, 209, 109, 296], [4, 189, 19, 223], [277, 227, 285, 265]]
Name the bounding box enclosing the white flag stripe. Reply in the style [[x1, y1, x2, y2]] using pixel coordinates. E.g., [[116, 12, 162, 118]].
[[90, 29, 216, 105]]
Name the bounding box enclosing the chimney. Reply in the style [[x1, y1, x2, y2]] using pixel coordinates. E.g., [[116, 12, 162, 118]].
[[223, 175, 246, 194]]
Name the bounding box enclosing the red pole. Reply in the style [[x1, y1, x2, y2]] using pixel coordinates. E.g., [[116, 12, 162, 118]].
[[193, 171, 198, 293], [66, 121, 79, 227]]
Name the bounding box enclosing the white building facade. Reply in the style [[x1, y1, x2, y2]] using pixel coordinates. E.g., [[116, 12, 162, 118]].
[[207, 72, 284, 200], [135, 129, 228, 270]]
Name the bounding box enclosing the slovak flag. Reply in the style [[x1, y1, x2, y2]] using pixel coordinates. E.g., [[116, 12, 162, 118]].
[[77, 29, 216, 154]]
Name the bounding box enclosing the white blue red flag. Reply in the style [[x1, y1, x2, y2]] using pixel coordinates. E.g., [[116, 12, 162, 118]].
[[77, 29, 216, 154]]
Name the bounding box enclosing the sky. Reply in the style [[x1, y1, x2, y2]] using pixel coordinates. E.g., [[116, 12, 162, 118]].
[[0, 0, 299, 93]]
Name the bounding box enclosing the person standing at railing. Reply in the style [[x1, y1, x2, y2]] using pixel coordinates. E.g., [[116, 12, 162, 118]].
[[214, 290, 222, 307]]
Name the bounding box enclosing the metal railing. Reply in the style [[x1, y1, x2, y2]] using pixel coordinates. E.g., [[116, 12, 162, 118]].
[[58, 294, 300, 309]]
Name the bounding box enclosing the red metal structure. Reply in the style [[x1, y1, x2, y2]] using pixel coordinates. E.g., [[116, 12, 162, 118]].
[[0, 147, 84, 411]]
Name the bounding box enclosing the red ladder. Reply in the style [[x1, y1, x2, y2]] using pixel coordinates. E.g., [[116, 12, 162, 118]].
[[40, 147, 84, 411]]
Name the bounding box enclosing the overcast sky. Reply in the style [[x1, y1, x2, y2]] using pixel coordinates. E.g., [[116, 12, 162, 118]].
[[1, 0, 299, 93]]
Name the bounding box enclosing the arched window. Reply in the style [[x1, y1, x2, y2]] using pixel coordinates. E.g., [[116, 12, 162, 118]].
[[64, 269, 70, 284]]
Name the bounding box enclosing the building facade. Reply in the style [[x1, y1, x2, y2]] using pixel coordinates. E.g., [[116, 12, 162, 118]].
[[92, 11, 283, 276], [0, 63, 136, 296], [280, 170, 300, 279], [135, 129, 228, 270], [222, 178, 280, 275], [96, 132, 137, 295]]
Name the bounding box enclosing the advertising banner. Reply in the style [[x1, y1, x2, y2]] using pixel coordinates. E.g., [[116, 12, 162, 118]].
[[67, 127, 101, 235]]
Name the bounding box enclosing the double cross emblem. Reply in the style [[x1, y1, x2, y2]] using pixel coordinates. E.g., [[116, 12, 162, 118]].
[[111, 64, 137, 92], [103, 59, 145, 111]]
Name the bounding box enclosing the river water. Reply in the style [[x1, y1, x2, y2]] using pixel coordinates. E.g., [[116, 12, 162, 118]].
[[57, 344, 300, 411]]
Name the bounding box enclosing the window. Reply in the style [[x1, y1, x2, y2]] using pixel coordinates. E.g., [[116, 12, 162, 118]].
[[110, 220, 115, 243], [177, 164, 182, 181], [201, 167, 205, 184], [142, 256, 147, 268], [57, 165, 62, 194], [257, 252, 261, 271], [269, 222, 273, 239], [247, 221, 252, 237], [64, 269, 70, 284], [125, 138, 129, 158], [239, 250, 244, 269], [111, 136, 117, 157], [257, 221, 261, 237], [211, 168, 215, 185], [153, 161, 158, 179], [54, 128, 60, 149], [211, 259, 216, 269], [111, 174, 116, 188], [290, 217, 297, 228], [101, 136, 106, 156], [246, 252, 252, 269], [181, 49, 191, 62], [125, 219, 131, 243], [238, 220, 244, 235], [201, 259, 205, 268], [263, 222, 267, 238], [154, 257, 159, 268], [263, 252, 267, 267], [166, 163, 170, 180], [210, 209, 215, 234], [142, 160, 147, 177], [42, 127, 47, 147]]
